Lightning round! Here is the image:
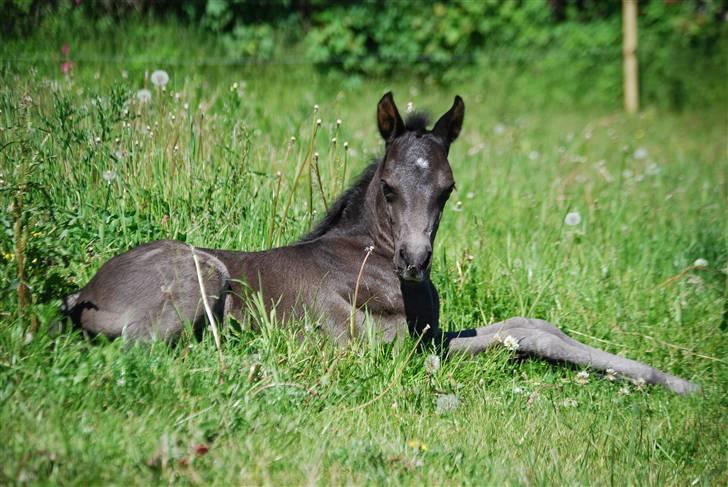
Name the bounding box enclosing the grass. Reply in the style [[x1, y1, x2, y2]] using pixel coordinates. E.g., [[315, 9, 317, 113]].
[[1, 19, 727, 485]]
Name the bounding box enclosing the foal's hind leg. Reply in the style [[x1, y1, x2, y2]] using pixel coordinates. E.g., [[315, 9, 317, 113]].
[[447, 317, 699, 395]]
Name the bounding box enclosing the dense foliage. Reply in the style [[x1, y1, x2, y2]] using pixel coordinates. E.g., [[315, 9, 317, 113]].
[[3, 0, 727, 108]]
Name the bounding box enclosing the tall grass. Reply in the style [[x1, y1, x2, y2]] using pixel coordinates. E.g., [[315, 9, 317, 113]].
[[1, 21, 726, 485]]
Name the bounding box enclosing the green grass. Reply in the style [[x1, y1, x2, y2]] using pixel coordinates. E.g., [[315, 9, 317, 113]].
[[1, 20, 727, 485]]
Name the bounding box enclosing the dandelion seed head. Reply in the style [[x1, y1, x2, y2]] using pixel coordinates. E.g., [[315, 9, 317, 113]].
[[575, 370, 590, 385], [634, 147, 648, 160], [102, 170, 117, 183], [424, 354, 441, 374], [150, 69, 169, 87], [136, 89, 152, 103], [564, 211, 581, 226], [435, 394, 460, 414]]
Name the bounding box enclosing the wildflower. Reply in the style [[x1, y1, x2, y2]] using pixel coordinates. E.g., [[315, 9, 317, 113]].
[[564, 211, 581, 226], [424, 354, 441, 374], [503, 335, 520, 352], [406, 102, 414, 113], [150, 69, 169, 87], [336, 119, 342, 127], [435, 394, 460, 414], [364, 245, 375, 253], [645, 162, 661, 176], [61, 43, 70, 56], [619, 386, 630, 395], [136, 89, 152, 103], [313, 104, 319, 113], [693, 258, 708, 268], [102, 170, 117, 183], [605, 368, 618, 381], [61, 61, 73, 74], [466, 192, 474, 200], [452, 201, 463, 212], [633, 147, 648, 160], [632, 377, 646, 390], [407, 439, 428, 451], [121, 70, 128, 79], [512, 386, 527, 395], [575, 370, 589, 385], [561, 398, 578, 408]]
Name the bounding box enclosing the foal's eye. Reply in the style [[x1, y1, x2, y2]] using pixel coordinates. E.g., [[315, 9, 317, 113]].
[[381, 180, 396, 202]]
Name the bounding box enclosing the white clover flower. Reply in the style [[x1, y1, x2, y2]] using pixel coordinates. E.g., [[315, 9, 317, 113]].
[[575, 370, 590, 385], [136, 89, 152, 103], [503, 335, 519, 352], [605, 368, 618, 381], [561, 398, 578, 408], [424, 354, 441, 374], [633, 147, 648, 160], [619, 386, 631, 395], [512, 386, 527, 395], [693, 258, 708, 268], [435, 394, 460, 414], [102, 170, 117, 183], [632, 377, 646, 390], [150, 69, 169, 87], [564, 211, 581, 226]]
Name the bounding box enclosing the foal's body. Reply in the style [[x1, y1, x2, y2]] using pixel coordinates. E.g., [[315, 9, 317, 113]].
[[64, 94, 698, 395]]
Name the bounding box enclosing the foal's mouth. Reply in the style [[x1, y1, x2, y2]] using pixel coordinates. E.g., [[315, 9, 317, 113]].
[[396, 265, 428, 283]]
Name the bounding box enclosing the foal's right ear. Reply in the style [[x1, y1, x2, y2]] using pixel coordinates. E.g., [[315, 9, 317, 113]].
[[377, 92, 405, 143]]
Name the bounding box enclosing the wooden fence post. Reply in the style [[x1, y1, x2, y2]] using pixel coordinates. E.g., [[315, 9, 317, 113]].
[[623, 0, 639, 113]]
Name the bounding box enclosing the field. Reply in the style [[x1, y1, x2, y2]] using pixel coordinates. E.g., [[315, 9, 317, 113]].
[[1, 21, 727, 485]]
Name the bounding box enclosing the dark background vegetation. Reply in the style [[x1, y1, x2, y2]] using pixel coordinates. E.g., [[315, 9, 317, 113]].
[[3, 0, 727, 109]]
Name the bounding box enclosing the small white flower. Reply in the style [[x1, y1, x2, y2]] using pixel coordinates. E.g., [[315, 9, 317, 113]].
[[605, 368, 618, 381], [136, 89, 152, 103], [561, 398, 578, 408], [575, 370, 589, 385], [406, 102, 414, 113], [424, 354, 441, 374], [466, 192, 474, 199], [503, 335, 519, 352], [632, 377, 646, 390], [435, 394, 460, 414], [24, 332, 33, 344], [150, 69, 169, 87], [528, 151, 540, 161], [512, 386, 527, 395], [452, 201, 463, 212], [102, 170, 117, 183], [564, 211, 581, 226], [645, 163, 661, 176], [634, 147, 648, 160], [619, 386, 631, 395], [693, 258, 708, 268]]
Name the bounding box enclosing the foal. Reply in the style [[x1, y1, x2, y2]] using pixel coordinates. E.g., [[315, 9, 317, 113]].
[[63, 93, 699, 394]]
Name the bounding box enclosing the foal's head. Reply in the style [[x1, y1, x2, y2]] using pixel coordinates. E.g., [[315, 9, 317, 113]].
[[376, 92, 465, 282]]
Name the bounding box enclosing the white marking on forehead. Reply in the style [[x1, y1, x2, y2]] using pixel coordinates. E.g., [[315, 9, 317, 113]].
[[415, 157, 429, 169]]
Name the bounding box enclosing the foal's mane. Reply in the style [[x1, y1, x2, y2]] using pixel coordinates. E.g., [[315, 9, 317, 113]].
[[299, 112, 430, 242]]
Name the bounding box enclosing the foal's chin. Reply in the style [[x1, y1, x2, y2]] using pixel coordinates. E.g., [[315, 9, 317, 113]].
[[397, 268, 429, 283]]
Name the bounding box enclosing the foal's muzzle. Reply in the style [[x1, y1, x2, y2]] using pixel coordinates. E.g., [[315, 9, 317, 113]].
[[395, 242, 432, 282]]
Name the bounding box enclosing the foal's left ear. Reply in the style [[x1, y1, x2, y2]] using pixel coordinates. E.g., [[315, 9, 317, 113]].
[[377, 91, 405, 143], [432, 95, 465, 151]]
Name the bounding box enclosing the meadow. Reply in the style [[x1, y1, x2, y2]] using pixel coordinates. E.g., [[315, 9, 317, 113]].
[[1, 20, 727, 485]]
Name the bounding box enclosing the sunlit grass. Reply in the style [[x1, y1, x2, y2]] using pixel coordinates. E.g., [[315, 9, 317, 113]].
[[1, 21, 726, 485]]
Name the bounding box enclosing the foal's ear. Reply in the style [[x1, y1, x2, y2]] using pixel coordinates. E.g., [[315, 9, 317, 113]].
[[377, 92, 405, 143], [432, 95, 465, 150]]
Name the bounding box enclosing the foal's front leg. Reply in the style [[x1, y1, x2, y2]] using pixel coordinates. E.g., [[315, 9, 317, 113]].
[[446, 317, 699, 395]]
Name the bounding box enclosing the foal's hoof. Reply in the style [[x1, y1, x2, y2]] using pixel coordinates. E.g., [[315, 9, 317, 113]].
[[665, 376, 701, 395]]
